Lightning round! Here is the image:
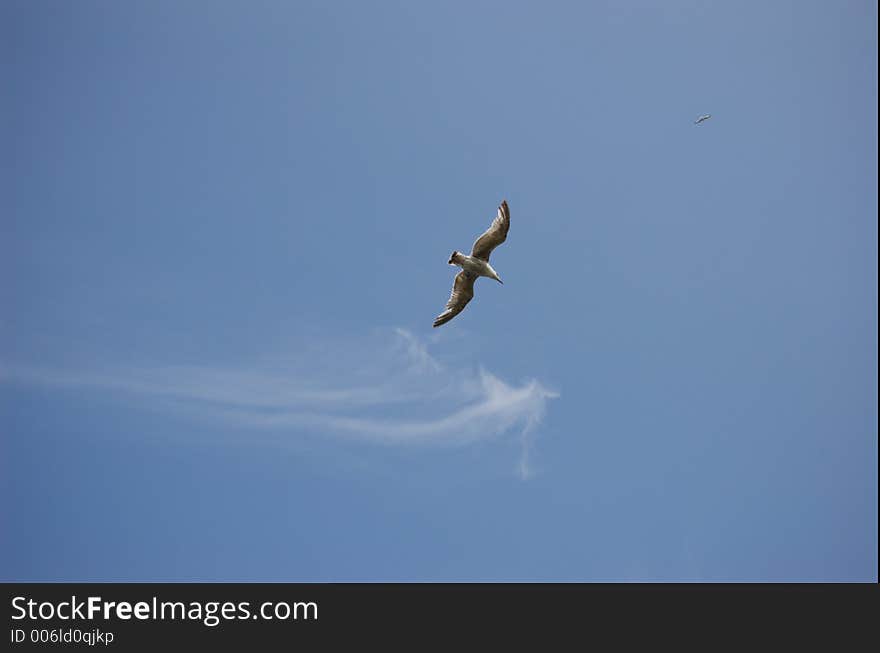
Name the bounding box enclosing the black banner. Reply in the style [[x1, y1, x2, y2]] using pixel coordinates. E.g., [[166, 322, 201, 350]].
[[3, 583, 877, 648]]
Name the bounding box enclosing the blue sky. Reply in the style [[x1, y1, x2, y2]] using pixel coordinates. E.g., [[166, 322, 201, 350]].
[[2, 0, 876, 581]]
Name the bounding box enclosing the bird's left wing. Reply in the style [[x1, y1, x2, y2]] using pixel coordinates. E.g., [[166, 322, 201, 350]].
[[471, 200, 510, 262], [433, 271, 476, 327]]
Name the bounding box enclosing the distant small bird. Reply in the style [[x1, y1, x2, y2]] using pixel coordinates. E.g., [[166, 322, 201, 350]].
[[694, 114, 712, 125], [433, 200, 510, 328]]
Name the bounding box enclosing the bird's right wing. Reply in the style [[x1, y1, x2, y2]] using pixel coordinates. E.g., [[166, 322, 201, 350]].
[[433, 271, 476, 327], [470, 200, 510, 262]]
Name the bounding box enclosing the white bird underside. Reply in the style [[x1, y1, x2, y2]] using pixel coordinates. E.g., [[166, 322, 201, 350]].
[[433, 200, 510, 328]]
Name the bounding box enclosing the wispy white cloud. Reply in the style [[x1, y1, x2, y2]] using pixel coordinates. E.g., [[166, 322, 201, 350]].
[[1, 329, 558, 478]]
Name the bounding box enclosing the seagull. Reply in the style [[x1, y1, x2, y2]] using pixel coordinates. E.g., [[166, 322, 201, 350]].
[[433, 200, 510, 328], [694, 114, 712, 125]]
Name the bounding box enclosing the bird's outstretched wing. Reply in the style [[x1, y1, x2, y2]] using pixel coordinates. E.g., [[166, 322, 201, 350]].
[[433, 270, 476, 327], [470, 200, 510, 262], [694, 114, 711, 124]]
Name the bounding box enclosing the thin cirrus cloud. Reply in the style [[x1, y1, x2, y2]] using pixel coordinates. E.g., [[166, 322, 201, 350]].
[[1, 328, 558, 478]]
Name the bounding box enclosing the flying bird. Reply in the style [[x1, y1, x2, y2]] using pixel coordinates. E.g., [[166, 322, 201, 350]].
[[694, 114, 712, 125], [433, 200, 510, 328]]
